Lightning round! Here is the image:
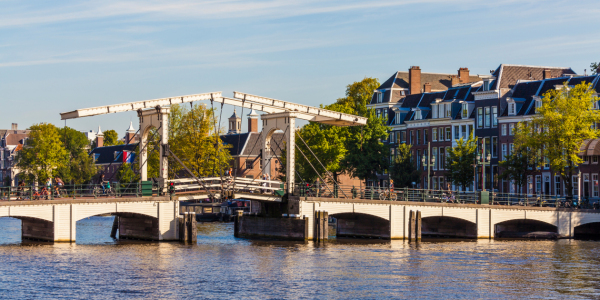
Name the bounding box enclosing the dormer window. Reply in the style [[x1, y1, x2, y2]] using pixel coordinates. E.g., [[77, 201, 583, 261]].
[[377, 92, 383, 103], [483, 79, 490, 91], [432, 104, 438, 119], [445, 103, 451, 117], [396, 112, 401, 125], [415, 110, 422, 120], [462, 103, 468, 118], [535, 98, 542, 113], [509, 102, 516, 115]]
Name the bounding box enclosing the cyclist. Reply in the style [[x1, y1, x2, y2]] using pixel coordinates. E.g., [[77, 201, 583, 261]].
[[54, 176, 64, 198], [100, 174, 110, 194]]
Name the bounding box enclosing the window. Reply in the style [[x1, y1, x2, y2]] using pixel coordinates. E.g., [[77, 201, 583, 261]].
[[573, 175, 579, 197], [509, 143, 514, 156], [423, 149, 428, 170], [432, 128, 437, 141], [536, 175, 542, 194], [439, 148, 445, 170], [454, 126, 460, 140], [396, 112, 401, 125], [584, 156, 590, 164], [501, 144, 507, 160], [383, 109, 387, 119], [462, 103, 468, 118], [485, 107, 491, 128], [416, 150, 421, 169], [416, 130, 420, 145], [509, 123, 514, 135], [432, 105, 438, 119], [424, 129, 428, 144], [477, 107, 483, 128], [246, 160, 254, 169], [535, 99, 542, 113], [468, 125, 474, 137], [492, 137, 498, 158], [594, 174, 599, 197], [439, 105, 445, 119], [461, 125, 467, 139], [492, 106, 498, 127], [446, 127, 451, 141], [555, 176, 561, 196], [401, 131, 406, 143], [93, 153, 100, 162], [376, 109, 381, 118], [509, 103, 516, 115], [433, 147, 438, 170], [501, 124, 507, 136], [594, 156, 598, 164], [433, 177, 438, 190], [446, 103, 452, 117], [377, 92, 382, 103], [528, 176, 533, 195]]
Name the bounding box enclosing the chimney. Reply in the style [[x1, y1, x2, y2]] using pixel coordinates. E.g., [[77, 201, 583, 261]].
[[247, 109, 259, 133], [450, 75, 460, 87], [423, 82, 432, 93], [543, 69, 552, 79], [11, 123, 17, 130], [409, 66, 421, 95], [458, 68, 470, 84], [96, 126, 104, 148]]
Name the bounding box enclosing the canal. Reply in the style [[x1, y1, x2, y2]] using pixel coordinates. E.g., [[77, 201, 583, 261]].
[[0, 216, 599, 298]]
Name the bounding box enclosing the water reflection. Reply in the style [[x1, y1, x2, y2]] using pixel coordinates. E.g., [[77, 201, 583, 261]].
[[0, 218, 600, 298]]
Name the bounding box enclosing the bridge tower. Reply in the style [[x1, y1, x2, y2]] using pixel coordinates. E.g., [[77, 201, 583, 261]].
[[261, 112, 297, 194], [138, 107, 170, 184]]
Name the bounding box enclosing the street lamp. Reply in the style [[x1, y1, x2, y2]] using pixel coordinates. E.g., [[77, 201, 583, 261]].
[[421, 142, 436, 190], [476, 141, 491, 191]]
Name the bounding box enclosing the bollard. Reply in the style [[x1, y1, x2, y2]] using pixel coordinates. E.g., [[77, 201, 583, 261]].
[[416, 210, 422, 241], [182, 212, 189, 243], [408, 210, 415, 242], [313, 210, 329, 242], [189, 212, 197, 243], [234, 210, 243, 238]]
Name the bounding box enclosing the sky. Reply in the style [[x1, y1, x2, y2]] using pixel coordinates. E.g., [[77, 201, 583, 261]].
[[1, 0, 599, 135]]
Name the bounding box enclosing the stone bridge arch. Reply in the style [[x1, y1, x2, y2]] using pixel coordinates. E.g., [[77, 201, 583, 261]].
[[331, 212, 390, 239]]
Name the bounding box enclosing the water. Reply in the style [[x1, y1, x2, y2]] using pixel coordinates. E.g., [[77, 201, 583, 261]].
[[0, 217, 599, 299]]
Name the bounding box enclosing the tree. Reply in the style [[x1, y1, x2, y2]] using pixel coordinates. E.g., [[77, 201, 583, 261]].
[[167, 103, 231, 178], [294, 102, 351, 184], [515, 82, 600, 199], [117, 163, 139, 183], [56, 127, 97, 184], [103, 129, 124, 146], [336, 77, 381, 116], [445, 134, 477, 191], [389, 144, 421, 188], [591, 62, 599, 74], [498, 146, 539, 194], [341, 108, 389, 182], [16, 123, 68, 184]]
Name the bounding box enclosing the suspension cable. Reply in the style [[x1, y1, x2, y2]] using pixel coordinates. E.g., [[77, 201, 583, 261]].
[[296, 132, 348, 198]]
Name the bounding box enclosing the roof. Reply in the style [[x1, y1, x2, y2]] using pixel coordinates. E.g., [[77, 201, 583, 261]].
[[3, 132, 30, 146], [377, 71, 481, 91], [491, 64, 576, 90], [220, 132, 285, 156], [89, 144, 138, 164]]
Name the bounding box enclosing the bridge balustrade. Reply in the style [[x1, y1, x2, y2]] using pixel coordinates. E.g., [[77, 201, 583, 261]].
[[294, 183, 598, 209], [0, 182, 141, 201]]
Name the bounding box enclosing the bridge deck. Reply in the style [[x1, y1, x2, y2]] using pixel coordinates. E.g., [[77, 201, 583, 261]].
[[0, 196, 171, 206]]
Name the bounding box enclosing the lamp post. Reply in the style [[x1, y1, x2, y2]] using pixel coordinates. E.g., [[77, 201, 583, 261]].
[[421, 142, 436, 190], [476, 140, 491, 191]]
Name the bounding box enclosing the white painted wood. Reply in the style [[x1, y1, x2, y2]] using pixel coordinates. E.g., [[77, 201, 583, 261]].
[[53, 204, 72, 242], [10, 205, 54, 222]]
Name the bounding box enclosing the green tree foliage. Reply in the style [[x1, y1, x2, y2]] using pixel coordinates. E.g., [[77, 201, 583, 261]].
[[445, 134, 477, 191], [389, 144, 421, 188], [591, 62, 599, 74], [336, 77, 381, 116], [16, 123, 68, 184], [341, 108, 389, 181], [515, 82, 600, 198], [103, 129, 123, 146], [498, 146, 539, 194], [56, 127, 97, 184], [166, 103, 231, 178], [116, 163, 139, 183], [294, 102, 351, 184]]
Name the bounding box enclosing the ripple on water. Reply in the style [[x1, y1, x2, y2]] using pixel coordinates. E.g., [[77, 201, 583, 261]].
[[0, 217, 599, 298]]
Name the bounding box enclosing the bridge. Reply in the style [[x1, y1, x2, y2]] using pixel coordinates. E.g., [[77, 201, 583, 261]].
[[286, 196, 600, 240], [0, 196, 177, 242]]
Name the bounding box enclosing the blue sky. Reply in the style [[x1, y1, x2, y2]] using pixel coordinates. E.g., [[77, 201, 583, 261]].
[[1, 0, 599, 134]]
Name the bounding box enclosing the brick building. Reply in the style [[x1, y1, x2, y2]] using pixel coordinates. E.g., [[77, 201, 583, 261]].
[[0, 123, 30, 186]]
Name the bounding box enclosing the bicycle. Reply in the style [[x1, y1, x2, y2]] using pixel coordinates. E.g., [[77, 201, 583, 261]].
[[94, 184, 115, 197], [379, 189, 397, 201]]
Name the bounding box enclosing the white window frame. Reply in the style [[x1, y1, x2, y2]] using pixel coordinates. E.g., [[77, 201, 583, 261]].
[[555, 175, 561, 196], [501, 143, 507, 160], [509, 123, 515, 135], [501, 124, 507, 136], [432, 128, 437, 142]]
